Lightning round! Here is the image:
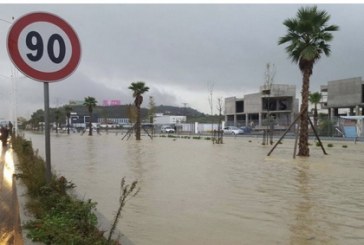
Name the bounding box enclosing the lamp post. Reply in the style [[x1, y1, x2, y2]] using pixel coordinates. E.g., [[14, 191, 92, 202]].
[[0, 17, 13, 25], [0, 17, 19, 134], [0, 71, 26, 135]]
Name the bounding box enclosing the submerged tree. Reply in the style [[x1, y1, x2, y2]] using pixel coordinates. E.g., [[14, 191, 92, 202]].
[[215, 97, 224, 144], [54, 109, 62, 134], [64, 105, 73, 135], [128, 81, 149, 140], [83, 96, 98, 136], [309, 92, 322, 129], [278, 6, 338, 156]]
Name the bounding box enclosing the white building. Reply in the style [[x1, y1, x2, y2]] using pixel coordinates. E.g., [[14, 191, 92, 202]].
[[154, 114, 186, 125]]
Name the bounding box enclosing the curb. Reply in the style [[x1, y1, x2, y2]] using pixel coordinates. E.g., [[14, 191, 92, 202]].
[[14, 176, 42, 245]]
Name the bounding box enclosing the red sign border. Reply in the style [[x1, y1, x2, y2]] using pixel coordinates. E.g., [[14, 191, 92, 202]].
[[7, 12, 81, 82]]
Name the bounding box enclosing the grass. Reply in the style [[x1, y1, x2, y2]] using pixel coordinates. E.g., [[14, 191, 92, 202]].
[[159, 134, 216, 141], [12, 134, 137, 245]]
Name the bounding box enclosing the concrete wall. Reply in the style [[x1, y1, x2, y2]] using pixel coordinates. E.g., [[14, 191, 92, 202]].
[[270, 84, 296, 97], [327, 77, 363, 107], [244, 93, 262, 113], [224, 97, 237, 115]]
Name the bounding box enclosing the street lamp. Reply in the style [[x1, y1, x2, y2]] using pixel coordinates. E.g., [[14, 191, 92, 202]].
[[0, 17, 20, 134], [0, 17, 13, 25], [0, 70, 27, 135]]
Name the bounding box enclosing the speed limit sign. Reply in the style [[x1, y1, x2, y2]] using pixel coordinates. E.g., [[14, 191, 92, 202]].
[[7, 12, 81, 82]]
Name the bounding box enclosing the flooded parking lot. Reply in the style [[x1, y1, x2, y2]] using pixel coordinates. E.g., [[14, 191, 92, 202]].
[[23, 132, 364, 244]]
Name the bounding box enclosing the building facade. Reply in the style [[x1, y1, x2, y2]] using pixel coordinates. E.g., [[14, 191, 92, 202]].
[[225, 84, 299, 129], [320, 77, 364, 117]]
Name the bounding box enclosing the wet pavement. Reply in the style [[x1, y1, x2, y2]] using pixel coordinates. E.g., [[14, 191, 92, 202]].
[[0, 145, 23, 245]]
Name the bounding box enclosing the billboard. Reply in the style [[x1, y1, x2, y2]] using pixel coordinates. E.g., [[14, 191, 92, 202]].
[[103, 99, 121, 106]]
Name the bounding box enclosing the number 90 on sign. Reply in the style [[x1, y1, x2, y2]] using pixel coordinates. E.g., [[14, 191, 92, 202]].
[[20, 22, 72, 73], [7, 12, 81, 82]]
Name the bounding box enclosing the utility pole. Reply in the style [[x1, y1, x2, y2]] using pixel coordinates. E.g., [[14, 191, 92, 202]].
[[182, 102, 188, 115]]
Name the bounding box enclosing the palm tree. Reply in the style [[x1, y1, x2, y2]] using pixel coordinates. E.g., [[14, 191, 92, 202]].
[[278, 6, 338, 156], [309, 92, 322, 129], [64, 105, 72, 135], [128, 81, 149, 140], [83, 96, 98, 136], [54, 109, 62, 134]]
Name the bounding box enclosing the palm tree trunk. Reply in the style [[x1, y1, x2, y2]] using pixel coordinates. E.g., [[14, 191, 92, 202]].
[[89, 112, 93, 136], [298, 69, 311, 156], [67, 116, 70, 135], [313, 104, 318, 128], [136, 106, 141, 140]]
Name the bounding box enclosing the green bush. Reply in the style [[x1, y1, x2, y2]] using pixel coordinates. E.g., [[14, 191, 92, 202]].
[[318, 117, 335, 136], [12, 134, 117, 244]]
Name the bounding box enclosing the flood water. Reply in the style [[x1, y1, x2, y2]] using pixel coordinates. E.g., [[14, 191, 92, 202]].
[[22, 131, 364, 245]]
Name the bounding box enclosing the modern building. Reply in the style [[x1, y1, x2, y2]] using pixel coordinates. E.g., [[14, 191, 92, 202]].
[[224, 84, 299, 129], [320, 77, 364, 117]]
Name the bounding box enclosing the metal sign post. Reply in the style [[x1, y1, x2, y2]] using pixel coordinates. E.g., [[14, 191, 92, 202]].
[[44, 83, 51, 182]]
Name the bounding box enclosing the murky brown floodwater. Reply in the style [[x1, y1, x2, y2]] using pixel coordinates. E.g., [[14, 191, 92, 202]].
[[23, 131, 364, 245]]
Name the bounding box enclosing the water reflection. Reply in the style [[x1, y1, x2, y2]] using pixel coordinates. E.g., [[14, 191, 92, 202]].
[[125, 141, 144, 180], [289, 161, 331, 244], [24, 132, 364, 245], [85, 136, 97, 174]]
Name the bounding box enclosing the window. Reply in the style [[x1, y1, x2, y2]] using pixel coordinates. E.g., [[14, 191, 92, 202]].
[[262, 98, 276, 111], [236, 101, 244, 113], [226, 115, 234, 122], [237, 114, 246, 120]]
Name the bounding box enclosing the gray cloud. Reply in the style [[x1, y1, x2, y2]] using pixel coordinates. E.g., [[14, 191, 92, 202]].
[[0, 4, 363, 119]]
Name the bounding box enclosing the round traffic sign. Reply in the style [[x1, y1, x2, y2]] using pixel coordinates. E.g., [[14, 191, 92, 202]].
[[7, 12, 81, 82]]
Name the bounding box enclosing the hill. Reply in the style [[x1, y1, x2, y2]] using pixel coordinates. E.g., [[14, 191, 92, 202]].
[[67, 104, 205, 118], [27, 104, 208, 125]]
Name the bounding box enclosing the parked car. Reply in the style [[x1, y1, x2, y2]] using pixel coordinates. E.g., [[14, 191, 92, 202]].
[[240, 126, 252, 134], [223, 126, 244, 135], [161, 125, 175, 133]]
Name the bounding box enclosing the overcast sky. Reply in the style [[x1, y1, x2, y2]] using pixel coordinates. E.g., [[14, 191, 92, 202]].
[[0, 3, 363, 119]]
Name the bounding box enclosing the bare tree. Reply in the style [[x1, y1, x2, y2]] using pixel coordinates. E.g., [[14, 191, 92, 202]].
[[262, 63, 276, 145], [207, 81, 215, 134], [214, 97, 224, 144], [207, 81, 214, 116]]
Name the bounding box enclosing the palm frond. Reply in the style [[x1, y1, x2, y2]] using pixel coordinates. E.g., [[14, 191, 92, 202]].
[[278, 5, 338, 67], [128, 81, 150, 97]]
